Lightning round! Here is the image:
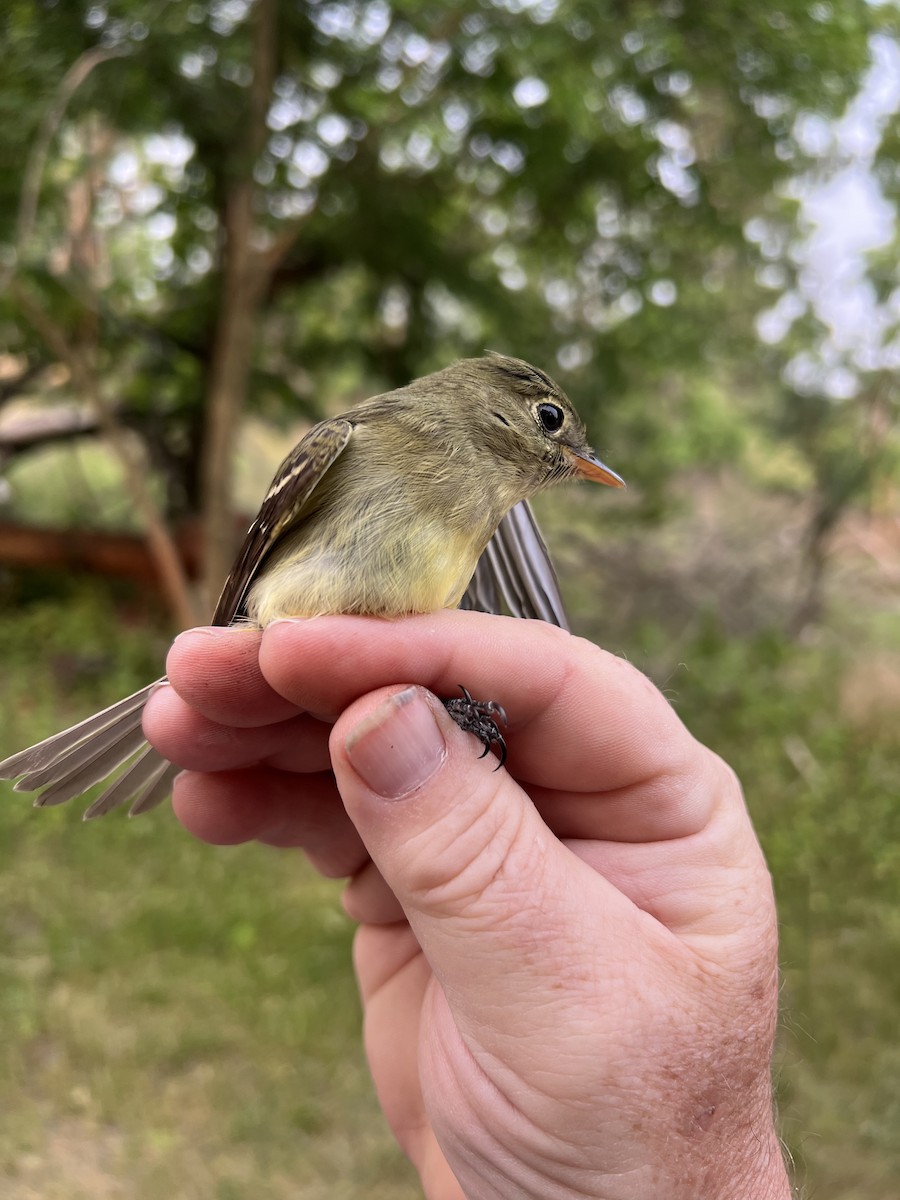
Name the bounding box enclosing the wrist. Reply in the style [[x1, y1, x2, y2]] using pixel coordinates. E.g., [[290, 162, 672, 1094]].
[[659, 1092, 791, 1200], [708, 1121, 791, 1200], [583, 1056, 790, 1200]]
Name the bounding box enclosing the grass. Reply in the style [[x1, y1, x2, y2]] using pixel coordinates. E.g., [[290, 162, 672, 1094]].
[[0, 579, 419, 1199], [668, 628, 900, 1198], [0, 490, 898, 1197]]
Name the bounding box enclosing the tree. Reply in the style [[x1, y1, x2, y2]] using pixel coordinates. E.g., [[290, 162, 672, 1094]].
[[0, 0, 883, 615]]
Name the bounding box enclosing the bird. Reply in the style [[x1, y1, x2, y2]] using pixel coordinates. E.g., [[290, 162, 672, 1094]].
[[0, 353, 624, 820]]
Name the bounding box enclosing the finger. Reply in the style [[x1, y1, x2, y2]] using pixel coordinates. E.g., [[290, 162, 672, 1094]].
[[343, 861, 406, 925], [260, 612, 706, 841], [525, 750, 725, 843], [166, 628, 301, 727], [172, 766, 367, 877], [563, 800, 776, 948], [144, 685, 332, 773], [330, 686, 662, 1056]]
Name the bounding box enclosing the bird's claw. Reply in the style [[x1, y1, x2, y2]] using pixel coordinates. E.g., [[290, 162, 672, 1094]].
[[442, 685, 508, 770]]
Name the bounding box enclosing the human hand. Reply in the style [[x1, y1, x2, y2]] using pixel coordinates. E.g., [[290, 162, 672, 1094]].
[[144, 612, 790, 1200]]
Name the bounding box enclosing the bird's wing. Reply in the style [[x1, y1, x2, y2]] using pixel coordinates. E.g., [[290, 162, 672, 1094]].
[[461, 500, 570, 631], [212, 418, 354, 625]]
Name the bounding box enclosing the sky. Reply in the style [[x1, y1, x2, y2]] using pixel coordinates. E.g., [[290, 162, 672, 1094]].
[[758, 33, 900, 396]]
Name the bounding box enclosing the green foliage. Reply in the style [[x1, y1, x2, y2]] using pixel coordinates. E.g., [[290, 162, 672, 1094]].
[[2, 438, 165, 531], [0, 0, 886, 516], [0, 574, 166, 748]]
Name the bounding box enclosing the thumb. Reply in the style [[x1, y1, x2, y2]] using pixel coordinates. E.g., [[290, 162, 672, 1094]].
[[329, 685, 641, 1051]]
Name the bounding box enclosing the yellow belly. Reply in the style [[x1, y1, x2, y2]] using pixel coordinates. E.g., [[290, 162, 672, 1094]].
[[246, 518, 480, 626]]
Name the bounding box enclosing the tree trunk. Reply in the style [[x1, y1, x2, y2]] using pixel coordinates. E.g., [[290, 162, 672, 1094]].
[[198, 0, 278, 613], [789, 490, 844, 637]]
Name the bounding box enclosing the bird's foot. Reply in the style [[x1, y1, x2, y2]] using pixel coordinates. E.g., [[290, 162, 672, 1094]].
[[442, 686, 508, 770]]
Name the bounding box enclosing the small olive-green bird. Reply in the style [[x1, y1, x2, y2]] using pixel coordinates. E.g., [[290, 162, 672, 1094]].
[[0, 353, 623, 819]]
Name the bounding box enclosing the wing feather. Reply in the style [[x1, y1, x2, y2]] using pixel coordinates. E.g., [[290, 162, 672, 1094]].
[[212, 418, 353, 625], [461, 501, 570, 631]]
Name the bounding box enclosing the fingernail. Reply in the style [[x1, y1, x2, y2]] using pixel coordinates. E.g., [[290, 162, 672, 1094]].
[[346, 687, 446, 800], [173, 626, 238, 640]]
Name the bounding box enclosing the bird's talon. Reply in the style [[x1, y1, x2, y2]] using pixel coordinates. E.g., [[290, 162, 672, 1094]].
[[442, 686, 509, 770]]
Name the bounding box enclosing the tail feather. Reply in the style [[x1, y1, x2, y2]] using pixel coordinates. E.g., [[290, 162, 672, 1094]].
[[1, 679, 175, 819], [0, 683, 160, 778], [124, 761, 180, 820], [31, 724, 151, 808], [81, 746, 175, 820], [16, 712, 149, 792]]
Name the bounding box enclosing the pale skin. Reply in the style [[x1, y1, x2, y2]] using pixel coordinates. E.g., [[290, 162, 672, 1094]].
[[143, 611, 792, 1200]]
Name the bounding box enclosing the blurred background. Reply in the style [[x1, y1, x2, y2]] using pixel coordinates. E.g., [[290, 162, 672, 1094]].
[[0, 1, 898, 1196]]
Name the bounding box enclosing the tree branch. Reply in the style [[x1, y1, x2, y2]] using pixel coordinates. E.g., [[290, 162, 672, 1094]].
[[0, 44, 129, 293], [11, 279, 201, 629]]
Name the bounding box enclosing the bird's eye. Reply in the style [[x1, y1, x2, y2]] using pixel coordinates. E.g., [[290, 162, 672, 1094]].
[[536, 402, 565, 434]]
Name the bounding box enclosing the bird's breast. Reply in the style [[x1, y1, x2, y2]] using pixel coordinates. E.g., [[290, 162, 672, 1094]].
[[245, 504, 486, 626]]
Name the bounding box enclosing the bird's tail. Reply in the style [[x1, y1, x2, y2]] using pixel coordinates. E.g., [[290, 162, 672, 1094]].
[[0, 680, 177, 820]]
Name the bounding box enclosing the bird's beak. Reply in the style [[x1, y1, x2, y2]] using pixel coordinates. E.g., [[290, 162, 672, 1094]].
[[564, 447, 626, 488]]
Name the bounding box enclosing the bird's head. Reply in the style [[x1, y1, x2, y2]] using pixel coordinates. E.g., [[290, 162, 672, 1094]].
[[438, 353, 625, 496]]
